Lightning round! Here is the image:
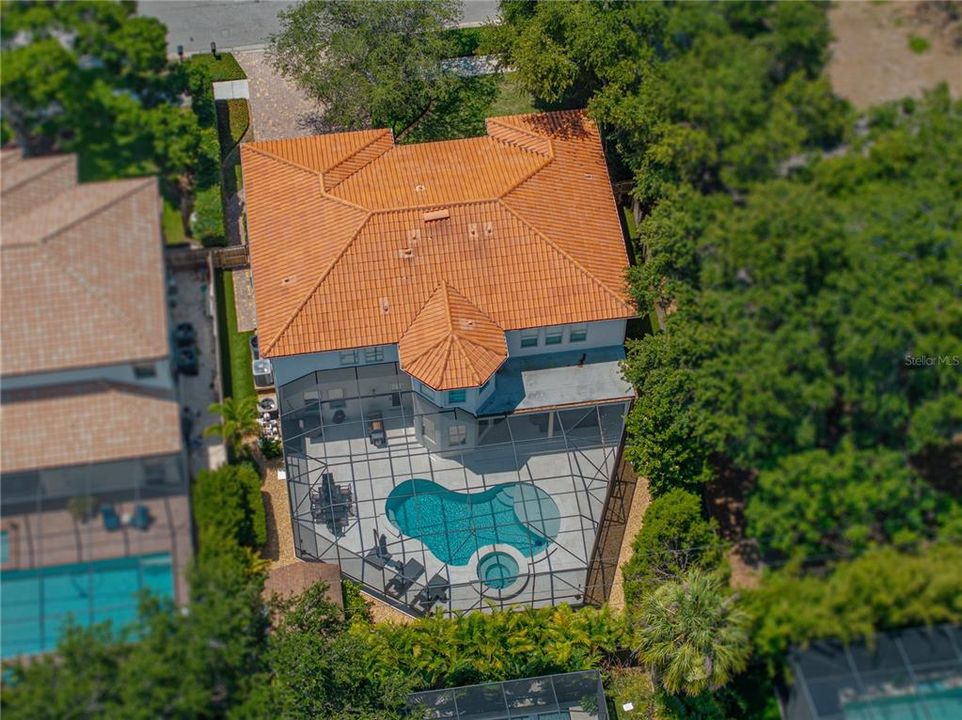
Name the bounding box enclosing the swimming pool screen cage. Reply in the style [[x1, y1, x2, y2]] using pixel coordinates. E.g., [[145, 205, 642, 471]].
[[279, 362, 630, 615], [408, 670, 609, 720], [783, 624, 962, 720]]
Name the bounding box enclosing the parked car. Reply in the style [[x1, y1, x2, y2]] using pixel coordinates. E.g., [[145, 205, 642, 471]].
[[173, 321, 197, 348], [176, 347, 199, 376]]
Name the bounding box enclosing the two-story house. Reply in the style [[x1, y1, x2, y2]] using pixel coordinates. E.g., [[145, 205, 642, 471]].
[[0, 151, 190, 658], [241, 111, 635, 614]]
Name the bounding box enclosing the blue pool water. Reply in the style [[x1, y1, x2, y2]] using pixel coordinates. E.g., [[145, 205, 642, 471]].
[[477, 551, 520, 589], [1, 553, 174, 659], [1, 531, 8, 564], [385, 479, 561, 565]]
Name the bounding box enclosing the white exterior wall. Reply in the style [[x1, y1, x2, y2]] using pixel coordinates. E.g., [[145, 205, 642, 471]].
[[505, 319, 626, 358], [271, 345, 399, 388], [1, 357, 174, 392]]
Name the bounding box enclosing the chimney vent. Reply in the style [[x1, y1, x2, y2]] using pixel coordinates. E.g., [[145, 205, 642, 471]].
[[423, 208, 450, 222], [484, 222, 494, 238], [399, 247, 415, 259], [380, 297, 390, 314], [468, 223, 479, 240]]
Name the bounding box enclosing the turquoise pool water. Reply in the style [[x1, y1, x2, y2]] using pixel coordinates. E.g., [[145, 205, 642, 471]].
[[477, 551, 520, 589], [1, 553, 174, 659], [1, 531, 8, 564], [385, 479, 561, 565]]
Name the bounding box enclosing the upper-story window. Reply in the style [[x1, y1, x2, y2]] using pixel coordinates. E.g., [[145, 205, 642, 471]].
[[569, 324, 588, 343], [134, 363, 156, 379], [364, 347, 384, 364], [339, 350, 358, 366], [447, 389, 466, 404], [520, 329, 539, 348], [544, 327, 563, 345]]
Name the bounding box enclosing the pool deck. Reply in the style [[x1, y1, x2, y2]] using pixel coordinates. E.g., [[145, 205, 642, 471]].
[[289, 412, 619, 613], [0, 494, 192, 605]]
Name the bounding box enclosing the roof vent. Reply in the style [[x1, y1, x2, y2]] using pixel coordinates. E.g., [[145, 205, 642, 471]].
[[399, 247, 415, 259], [415, 184, 425, 192], [281, 275, 296, 286], [380, 297, 390, 314], [407, 229, 421, 244], [484, 222, 494, 238], [423, 208, 450, 222], [468, 223, 479, 240], [460, 318, 476, 330]]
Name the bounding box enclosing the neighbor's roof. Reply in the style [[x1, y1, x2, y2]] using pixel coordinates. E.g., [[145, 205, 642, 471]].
[[0, 381, 182, 473], [0, 152, 169, 377], [241, 111, 633, 390]]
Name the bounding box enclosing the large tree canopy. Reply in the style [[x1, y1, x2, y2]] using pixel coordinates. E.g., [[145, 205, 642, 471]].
[[268, 0, 497, 141]]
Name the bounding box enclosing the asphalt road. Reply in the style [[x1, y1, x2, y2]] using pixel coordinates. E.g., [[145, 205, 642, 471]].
[[139, 0, 500, 56]]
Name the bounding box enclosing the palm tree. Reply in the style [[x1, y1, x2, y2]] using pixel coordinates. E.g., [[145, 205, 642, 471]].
[[204, 395, 261, 457], [633, 570, 751, 696]]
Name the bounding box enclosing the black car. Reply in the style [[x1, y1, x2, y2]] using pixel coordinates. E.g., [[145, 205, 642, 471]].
[[173, 322, 197, 348], [176, 347, 199, 376]]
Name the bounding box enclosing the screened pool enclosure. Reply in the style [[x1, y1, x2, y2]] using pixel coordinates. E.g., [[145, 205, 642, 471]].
[[408, 670, 609, 719], [280, 361, 629, 614]]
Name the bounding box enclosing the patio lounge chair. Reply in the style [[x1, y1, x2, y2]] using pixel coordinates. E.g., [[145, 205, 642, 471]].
[[415, 573, 449, 609], [130, 505, 151, 531], [386, 558, 424, 598], [101, 505, 121, 531]]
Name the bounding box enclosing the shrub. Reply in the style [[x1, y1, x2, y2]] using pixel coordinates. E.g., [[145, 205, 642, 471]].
[[191, 185, 225, 246], [621, 489, 724, 607], [193, 463, 266, 551], [195, 127, 222, 189], [259, 436, 282, 460], [341, 580, 372, 625], [746, 543, 962, 662], [908, 35, 931, 54]]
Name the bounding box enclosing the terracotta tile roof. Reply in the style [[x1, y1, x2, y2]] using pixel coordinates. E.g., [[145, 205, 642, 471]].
[[0, 156, 169, 377], [242, 110, 633, 389], [1, 151, 78, 222], [0, 381, 181, 473], [399, 283, 508, 389]]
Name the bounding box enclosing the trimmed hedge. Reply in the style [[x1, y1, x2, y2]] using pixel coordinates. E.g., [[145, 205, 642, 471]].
[[193, 463, 267, 553], [621, 489, 723, 607]]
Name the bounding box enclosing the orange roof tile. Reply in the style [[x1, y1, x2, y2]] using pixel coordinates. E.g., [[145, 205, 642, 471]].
[[399, 283, 507, 390], [241, 110, 633, 389]]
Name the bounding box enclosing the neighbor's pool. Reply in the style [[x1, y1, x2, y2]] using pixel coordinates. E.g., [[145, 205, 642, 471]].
[[1, 552, 174, 659], [385, 478, 561, 566]]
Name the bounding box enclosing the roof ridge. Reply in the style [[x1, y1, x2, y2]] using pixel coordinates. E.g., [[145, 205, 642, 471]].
[[46, 244, 159, 359], [1, 153, 74, 193], [443, 282, 504, 334], [261, 210, 373, 355], [492, 138, 555, 198], [497, 199, 630, 309], [321, 129, 395, 190], [1, 177, 155, 250]]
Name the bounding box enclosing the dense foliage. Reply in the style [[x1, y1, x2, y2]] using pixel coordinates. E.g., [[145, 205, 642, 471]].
[[193, 462, 268, 553], [621, 489, 723, 605]]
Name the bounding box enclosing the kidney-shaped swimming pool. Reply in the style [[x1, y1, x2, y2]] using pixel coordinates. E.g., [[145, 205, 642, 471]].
[[385, 478, 561, 566]]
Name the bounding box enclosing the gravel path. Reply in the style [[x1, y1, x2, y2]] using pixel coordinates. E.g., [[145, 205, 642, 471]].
[[605, 475, 650, 612]]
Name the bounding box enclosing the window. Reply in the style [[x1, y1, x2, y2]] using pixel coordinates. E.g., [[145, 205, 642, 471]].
[[134, 363, 156, 379], [339, 350, 358, 366], [544, 327, 563, 345], [327, 387, 345, 409], [391, 383, 402, 407], [364, 347, 384, 364], [447, 389, 466, 404], [448, 423, 467, 446], [569, 324, 588, 343], [520, 329, 539, 348]]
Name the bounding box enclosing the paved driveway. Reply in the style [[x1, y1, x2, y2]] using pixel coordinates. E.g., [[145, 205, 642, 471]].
[[235, 49, 317, 141]]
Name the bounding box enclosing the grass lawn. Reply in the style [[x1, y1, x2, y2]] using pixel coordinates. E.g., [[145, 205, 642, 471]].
[[488, 73, 537, 117], [215, 270, 255, 403], [187, 52, 247, 82], [162, 197, 186, 245], [215, 99, 251, 159]]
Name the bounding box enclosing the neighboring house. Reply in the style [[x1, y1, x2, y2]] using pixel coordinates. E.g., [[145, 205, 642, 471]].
[[242, 111, 635, 614], [781, 625, 962, 720], [0, 151, 190, 659]]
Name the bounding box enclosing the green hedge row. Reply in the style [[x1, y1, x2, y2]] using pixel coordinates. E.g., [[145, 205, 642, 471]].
[[192, 463, 267, 555]]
